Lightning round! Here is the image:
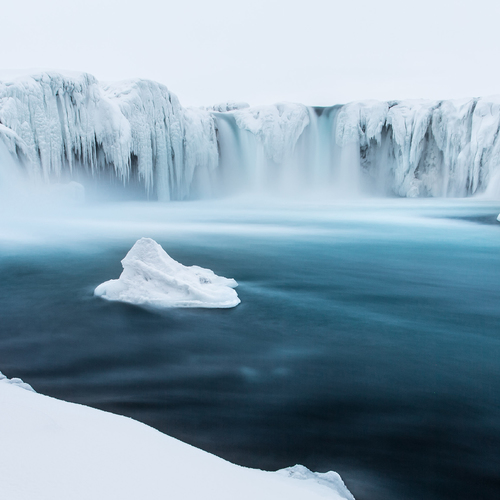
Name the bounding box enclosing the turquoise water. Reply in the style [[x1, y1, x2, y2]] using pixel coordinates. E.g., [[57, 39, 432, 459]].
[[0, 198, 499, 500]]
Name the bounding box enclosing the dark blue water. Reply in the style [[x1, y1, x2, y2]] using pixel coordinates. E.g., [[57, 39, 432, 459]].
[[1, 200, 499, 500]]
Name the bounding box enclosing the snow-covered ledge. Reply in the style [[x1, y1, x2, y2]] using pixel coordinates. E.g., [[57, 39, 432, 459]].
[[0, 372, 354, 500]]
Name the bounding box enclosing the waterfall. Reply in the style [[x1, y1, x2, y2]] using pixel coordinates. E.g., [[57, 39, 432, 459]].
[[1, 71, 500, 201]]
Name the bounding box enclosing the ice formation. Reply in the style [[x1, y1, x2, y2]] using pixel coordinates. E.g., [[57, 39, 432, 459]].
[[0, 371, 35, 392], [0, 71, 218, 201], [94, 238, 240, 309], [0, 371, 354, 500], [278, 465, 355, 500], [233, 103, 310, 164], [204, 101, 250, 112], [2, 70, 500, 199]]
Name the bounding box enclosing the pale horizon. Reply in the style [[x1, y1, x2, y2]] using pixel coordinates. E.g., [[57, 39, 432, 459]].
[[1, 0, 499, 107]]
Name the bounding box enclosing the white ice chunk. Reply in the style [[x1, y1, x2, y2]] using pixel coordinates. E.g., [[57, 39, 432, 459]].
[[0, 371, 35, 392], [94, 238, 240, 309], [278, 465, 355, 500]]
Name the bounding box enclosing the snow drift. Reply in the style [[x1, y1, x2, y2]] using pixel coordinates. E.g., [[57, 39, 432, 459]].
[[0, 371, 354, 500], [2, 70, 500, 199], [94, 237, 240, 308]]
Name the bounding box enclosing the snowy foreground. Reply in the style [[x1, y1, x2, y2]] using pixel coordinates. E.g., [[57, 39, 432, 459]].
[[2, 70, 500, 200], [95, 238, 240, 308], [0, 372, 354, 500]]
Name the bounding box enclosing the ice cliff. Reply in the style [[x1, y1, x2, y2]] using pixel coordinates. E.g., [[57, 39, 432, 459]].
[[1, 70, 500, 200], [0, 71, 218, 201]]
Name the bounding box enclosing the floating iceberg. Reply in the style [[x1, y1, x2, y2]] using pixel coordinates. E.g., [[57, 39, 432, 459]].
[[0, 371, 354, 500], [94, 238, 240, 309]]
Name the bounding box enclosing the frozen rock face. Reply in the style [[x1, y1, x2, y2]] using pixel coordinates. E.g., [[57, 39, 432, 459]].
[[212, 97, 500, 198], [95, 238, 240, 309], [2, 70, 500, 199], [0, 71, 218, 201], [330, 97, 500, 197]]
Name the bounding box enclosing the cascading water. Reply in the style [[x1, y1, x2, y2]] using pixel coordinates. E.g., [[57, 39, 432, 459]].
[[0, 139, 22, 201], [213, 104, 364, 198], [212, 112, 259, 196], [309, 107, 360, 195], [1, 71, 500, 201]]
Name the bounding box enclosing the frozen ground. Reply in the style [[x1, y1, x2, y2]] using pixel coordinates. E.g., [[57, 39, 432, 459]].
[[0, 371, 353, 500]]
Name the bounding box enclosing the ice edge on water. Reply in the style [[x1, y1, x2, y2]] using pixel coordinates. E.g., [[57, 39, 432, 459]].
[[94, 237, 240, 309], [0, 371, 354, 500]]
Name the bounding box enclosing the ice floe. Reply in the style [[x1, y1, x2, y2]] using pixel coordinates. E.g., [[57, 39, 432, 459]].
[[94, 237, 240, 309]]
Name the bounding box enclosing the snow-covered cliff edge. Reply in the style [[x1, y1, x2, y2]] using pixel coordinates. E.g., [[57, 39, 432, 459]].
[[1, 71, 500, 200], [0, 371, 354, 500], [0, 71, 218, 201]]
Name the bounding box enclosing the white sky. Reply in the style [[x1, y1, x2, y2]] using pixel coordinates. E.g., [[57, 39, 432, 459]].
[[1, 0, 500, 107]]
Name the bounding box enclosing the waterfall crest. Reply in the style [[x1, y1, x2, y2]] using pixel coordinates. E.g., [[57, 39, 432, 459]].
[[1, 71, 500, 200]]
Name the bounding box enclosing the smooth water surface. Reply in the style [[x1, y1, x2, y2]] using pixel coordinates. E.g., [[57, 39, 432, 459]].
[[0, 198, 499, 500]]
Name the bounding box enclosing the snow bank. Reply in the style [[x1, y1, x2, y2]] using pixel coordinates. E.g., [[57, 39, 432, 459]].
[[95, 237, 240, 308], [0, 372, 354, 500]]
